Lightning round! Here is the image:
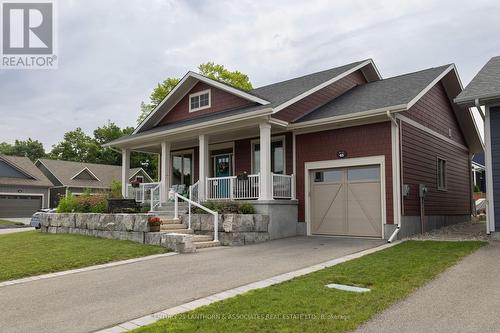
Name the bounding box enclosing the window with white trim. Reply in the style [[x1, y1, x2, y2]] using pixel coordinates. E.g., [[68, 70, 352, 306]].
[[189, 89, 211, 112], [437, 157, 447, 190], [252, 137, 285, 174], [135, 176, 144, 183]]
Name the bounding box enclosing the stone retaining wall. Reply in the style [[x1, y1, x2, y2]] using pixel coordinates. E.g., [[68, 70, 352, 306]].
[[39, 213, 196, 253], [184, 214, 270, 246]]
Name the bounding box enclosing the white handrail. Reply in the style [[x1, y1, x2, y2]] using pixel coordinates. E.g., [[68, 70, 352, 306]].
[[171, 190, 219, 242]]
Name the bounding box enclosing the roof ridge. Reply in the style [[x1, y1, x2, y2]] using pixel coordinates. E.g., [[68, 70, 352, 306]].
[[251, 59, 369, 91], [40, 158, 121, 168], [376, 64, 452, 82]]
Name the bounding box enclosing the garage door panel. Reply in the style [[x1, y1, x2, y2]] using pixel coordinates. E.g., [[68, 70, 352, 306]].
[[311, 183, 346, 234], [310, 164, 382, 238], [347, 183, 382, 237], [0, 195, 42, 218]]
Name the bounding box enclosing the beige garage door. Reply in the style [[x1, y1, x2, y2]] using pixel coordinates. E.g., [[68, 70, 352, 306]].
[[310, 165, 382, 237]]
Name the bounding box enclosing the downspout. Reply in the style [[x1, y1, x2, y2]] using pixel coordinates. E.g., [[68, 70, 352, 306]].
[[476, 98, 491, 235], [387, 110, 401, 243]]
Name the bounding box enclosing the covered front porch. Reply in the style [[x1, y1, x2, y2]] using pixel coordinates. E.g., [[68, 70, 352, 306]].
[[120, 119, 295, 209]]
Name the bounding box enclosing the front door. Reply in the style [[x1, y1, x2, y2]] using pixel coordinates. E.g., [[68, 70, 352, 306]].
[[214, 154, 231, 198]]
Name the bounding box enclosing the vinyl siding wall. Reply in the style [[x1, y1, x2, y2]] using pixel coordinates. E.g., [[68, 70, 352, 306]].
[[490, 106, 500, 230]]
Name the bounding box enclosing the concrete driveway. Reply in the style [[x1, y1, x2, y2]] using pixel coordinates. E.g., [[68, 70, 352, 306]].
[[354, 241, 500, 333], [0, 236, 382, 333]]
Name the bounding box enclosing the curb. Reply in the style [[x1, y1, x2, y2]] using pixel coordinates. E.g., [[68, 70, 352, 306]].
[[0, 252, 178, 288], [96, 241, 402, 333]]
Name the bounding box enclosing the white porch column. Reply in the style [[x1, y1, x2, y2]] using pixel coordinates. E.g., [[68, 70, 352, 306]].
[[199, 134, 209, 201], [259, 123, 273, 200], [160, 140, 171, 203], [121, 148, 130, 198]]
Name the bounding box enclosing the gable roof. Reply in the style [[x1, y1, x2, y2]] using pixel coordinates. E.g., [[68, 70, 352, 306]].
[[296, 65, 452, 123], [36, 159, 152, 188], [293, 64, 483, 153], [0, 154, 53, 187], [132, 59, 381, 135], [251, 59, 380, 111], [455, 56, 500, 106], [71, 167, 100, 181], [134, 71, 271, 135]]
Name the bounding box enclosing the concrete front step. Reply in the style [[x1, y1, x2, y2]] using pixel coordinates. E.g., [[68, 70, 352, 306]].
[[160, 229, 193, 235], [160, 223, 186, 230], [193, 235, 213, 242], [194, 240, 220, 249]]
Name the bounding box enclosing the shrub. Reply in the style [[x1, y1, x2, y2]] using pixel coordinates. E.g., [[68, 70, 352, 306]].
[[110, 179, 122, 199], [56, 193, 107, 213], [57, 194, 78, 213], [191, 201, 255, 214], [238, 203, 256, 214]]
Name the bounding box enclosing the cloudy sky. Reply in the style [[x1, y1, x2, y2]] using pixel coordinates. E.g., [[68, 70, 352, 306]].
[[1, 0, 499, 150]]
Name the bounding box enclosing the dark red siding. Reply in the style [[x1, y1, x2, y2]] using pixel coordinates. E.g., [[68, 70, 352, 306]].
[[401, 122, 471, 216], [158, 82, 255, 126], [402, 80, 471, 216], [275, 71, 367, 122], [296, 122, 393, 223], [406, 82, 466, 145]]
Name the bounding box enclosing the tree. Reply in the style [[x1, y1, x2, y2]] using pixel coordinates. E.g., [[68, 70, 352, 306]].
[[197, 62, 253, 91], [49, 128, 99, 162], [137, 62, 253, 124], [0, 138, 46, 161]]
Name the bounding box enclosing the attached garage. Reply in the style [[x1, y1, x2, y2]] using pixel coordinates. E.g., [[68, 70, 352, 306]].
[[0, 194, 43, 218], [306, 157, 386, 238]]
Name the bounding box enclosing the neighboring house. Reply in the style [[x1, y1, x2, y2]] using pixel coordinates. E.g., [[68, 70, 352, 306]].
[[106, 58, 481, 240], [35, 159, 153, 208], [0, 154, 53, 217], [472, 152, 486, 194], [455, 55, 500, 237]]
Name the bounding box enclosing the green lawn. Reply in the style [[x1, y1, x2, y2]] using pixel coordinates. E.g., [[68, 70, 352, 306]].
[[133, 240, 485, 333], [0, 231, 169, 282], [0, 219, 24, 226]]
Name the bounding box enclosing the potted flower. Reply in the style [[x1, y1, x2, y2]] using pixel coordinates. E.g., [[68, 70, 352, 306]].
[[148, 216, 161, 232]]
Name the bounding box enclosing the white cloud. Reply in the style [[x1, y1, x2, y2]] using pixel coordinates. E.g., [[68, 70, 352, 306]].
[[0, 0, 498, 149]]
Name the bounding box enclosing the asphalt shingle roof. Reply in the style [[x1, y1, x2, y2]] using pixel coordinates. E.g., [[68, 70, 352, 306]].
[[455, 56, 500, 104], [296, 65, 451, 123], [0, 155, 53, 187], [38, 159, 148, 188], [250, 60, 368, 107]]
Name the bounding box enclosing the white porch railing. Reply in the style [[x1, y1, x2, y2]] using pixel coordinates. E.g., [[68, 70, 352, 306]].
[[272, 174, 294, 199], [204, 173, 293, 200], [189, 181, 200, 203], [127, 182, 160, 203], [150, 183, 161, 211], [206, 174, 260, 200], [171, 190, 219, 242]]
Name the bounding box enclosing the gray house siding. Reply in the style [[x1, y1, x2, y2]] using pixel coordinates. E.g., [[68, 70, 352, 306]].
[[490, 106, 500, 231], [0, 185, 49, 207]]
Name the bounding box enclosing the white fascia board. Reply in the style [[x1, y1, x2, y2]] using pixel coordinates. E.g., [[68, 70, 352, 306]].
[[104, 108, 273, 148], [133, 71, 270, 135], [272, 59, 379, 114], [287, 105, 407, 130], [71, 167, 101, 182], [406, 65, 454, 110], [0, 156, 38, 180], [268, 117, 289, 127]]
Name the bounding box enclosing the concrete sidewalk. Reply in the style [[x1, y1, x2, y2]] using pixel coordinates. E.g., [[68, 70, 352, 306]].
[[0, 227, 34, 235], [354, 241, 500, 333], [0, 236, 382, 333]]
